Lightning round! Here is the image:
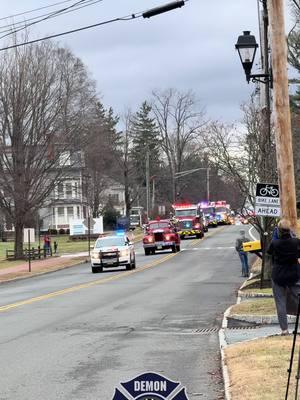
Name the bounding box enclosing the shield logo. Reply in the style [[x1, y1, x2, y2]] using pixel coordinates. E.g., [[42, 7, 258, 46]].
[[112, 372, 189, 400]]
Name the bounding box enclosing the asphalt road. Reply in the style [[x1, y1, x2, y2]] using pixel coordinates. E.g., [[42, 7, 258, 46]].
[[0, 225, 246, 400]]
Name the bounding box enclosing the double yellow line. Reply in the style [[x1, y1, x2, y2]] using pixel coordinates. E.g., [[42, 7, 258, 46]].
[[0, 252, 176, 313], [0, 226, 225, 313]]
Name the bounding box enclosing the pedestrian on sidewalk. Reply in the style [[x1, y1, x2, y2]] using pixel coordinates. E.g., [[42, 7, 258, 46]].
[[267, 219, 300, 335], [235, 229, 250, 277]]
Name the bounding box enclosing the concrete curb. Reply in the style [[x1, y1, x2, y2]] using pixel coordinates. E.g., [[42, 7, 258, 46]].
[[238, 290, 273, 298], [219, 305, 233, 400], [228, 313, 296, 325]]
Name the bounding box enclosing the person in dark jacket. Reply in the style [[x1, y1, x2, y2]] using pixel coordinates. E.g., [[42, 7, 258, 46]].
[[235, 229, 250, 277], [267, 219, 300, 335]]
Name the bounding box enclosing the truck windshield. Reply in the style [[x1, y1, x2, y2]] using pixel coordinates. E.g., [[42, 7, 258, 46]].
[[148, 222, 169, 229], [202, 207, 215, 215], [216, 207, 228, 213], [175, 209, 197, 217]]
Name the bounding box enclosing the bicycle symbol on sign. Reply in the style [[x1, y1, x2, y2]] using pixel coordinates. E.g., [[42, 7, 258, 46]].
[[259, 185, 279, 197]]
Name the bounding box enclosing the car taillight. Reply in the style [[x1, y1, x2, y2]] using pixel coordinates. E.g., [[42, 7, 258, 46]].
[[165, 234, 171, 241], [147, 236, 154, 243], [194, 223, 200, 229]]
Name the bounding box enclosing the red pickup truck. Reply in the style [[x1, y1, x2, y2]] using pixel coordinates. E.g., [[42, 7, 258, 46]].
[[143, 219, 181, 255]]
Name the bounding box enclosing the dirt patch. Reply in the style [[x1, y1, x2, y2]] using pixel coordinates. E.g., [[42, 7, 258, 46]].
[[225, 336, 298, 399]]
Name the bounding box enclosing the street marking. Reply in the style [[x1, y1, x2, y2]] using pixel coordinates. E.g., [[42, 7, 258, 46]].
[[0, 253, 176, 313]]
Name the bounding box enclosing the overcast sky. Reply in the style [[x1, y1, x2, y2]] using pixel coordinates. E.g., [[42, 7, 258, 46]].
[[0, 1, 294, 123]]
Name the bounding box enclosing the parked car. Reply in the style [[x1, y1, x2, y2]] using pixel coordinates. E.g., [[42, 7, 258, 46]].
[[90, 234, 136, 273]]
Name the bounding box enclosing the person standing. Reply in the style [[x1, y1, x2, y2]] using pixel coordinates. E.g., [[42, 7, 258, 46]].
[[235, 229, 250, 277], [267, 219, 300, 335]]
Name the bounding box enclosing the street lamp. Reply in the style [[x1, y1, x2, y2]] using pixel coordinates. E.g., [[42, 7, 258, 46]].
[[235, 31, 271, 84]]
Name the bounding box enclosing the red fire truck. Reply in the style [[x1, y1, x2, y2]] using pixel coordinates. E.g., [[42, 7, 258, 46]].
[[143, 219, 181, 255], [172, 203, 205, 239]]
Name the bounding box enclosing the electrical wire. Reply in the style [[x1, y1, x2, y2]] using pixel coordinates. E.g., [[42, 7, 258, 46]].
[[0, 0, 97, 41], [0, 1, 189, 52], [291, 0, 300, 12], [0, 0, 101, 31], [0, 0, 103, 35], [0, 0, 79, 22], [0, 13, 143, 52]]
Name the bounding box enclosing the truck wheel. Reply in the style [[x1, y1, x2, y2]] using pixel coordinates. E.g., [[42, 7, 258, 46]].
[[132, 257, 136, 269], [126, 263, 132, 270], [176, 245, 180, 252], [171, 245, 177, 253], [144, 248, 151, 256], [180, 235, 185, 240]]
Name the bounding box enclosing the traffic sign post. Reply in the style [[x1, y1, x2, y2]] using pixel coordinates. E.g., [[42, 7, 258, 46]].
[[255, 183, 280, 288], [255, 183, 281, 217]]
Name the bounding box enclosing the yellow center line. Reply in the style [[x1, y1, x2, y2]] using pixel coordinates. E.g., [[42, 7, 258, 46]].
[[0, 226, 227, 312], [0, 252, 176, 312]]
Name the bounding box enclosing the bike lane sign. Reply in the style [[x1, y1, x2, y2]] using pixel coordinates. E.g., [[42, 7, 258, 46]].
[[255, 183, 281, 217]]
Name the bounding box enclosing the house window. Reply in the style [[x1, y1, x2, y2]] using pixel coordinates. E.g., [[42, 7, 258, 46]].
[[77, 206, 80, 218], [57, 207, 65, 224], [66, 183, 72, 199], [59, 151, 70, 166], [67, 207, 73, 222], [108, 193, 119, 204], [57, 183, 64, 198], [73, 182, 78, 198]]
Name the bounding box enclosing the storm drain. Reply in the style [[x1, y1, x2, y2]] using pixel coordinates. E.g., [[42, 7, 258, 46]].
[[194, 327, 219, 334], [227, 326, 258, 330]]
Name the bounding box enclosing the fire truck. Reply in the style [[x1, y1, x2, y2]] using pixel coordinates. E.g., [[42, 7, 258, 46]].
[[215, 201, 232, 225], [172, 203, 205, 239], [198, 202, 218, 228], [143, 219, 181, 255]]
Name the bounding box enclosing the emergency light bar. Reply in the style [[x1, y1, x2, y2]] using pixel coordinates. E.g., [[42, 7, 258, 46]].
[[172, 203, 196, 209]]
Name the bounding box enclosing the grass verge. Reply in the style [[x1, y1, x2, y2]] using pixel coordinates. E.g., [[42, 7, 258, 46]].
[[230, 298, 276, 316], [225, 336, 297, 400], [241, 278, 273, 296]]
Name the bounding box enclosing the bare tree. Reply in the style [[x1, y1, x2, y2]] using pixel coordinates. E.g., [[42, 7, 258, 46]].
[[0, 41, 96, 257], [203, 97, 277, 282], [151, 88, 207, 202]]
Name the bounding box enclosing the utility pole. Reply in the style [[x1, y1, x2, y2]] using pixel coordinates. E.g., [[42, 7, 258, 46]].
[[206, 168, 210, 202], [146, 149, 150, 220], [267, 0, 297, 230]]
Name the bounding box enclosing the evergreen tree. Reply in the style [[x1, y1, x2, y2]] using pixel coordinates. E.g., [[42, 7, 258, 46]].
[[130, 101, 161, 185]]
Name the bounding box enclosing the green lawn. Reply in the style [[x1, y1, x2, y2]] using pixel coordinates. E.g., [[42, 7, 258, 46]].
[[0, 235, 90, 260]]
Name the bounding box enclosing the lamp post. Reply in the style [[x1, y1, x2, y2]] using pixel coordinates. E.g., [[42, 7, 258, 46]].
[[235, 31, 272, 85], [174, 167, 210, 202]]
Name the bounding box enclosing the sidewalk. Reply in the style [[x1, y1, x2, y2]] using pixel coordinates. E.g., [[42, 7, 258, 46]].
[[0, 253, 87, 283], [219, 271, 298, 399]]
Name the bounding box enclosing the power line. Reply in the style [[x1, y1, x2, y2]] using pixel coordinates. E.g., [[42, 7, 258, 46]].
[[0, 13, 142, 52], [0, 1, 189, 52], [0, 0, 79, 22], [0, 0, 78, 22], [0, 0, 97, 41], [0, 0, 102, 33]]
